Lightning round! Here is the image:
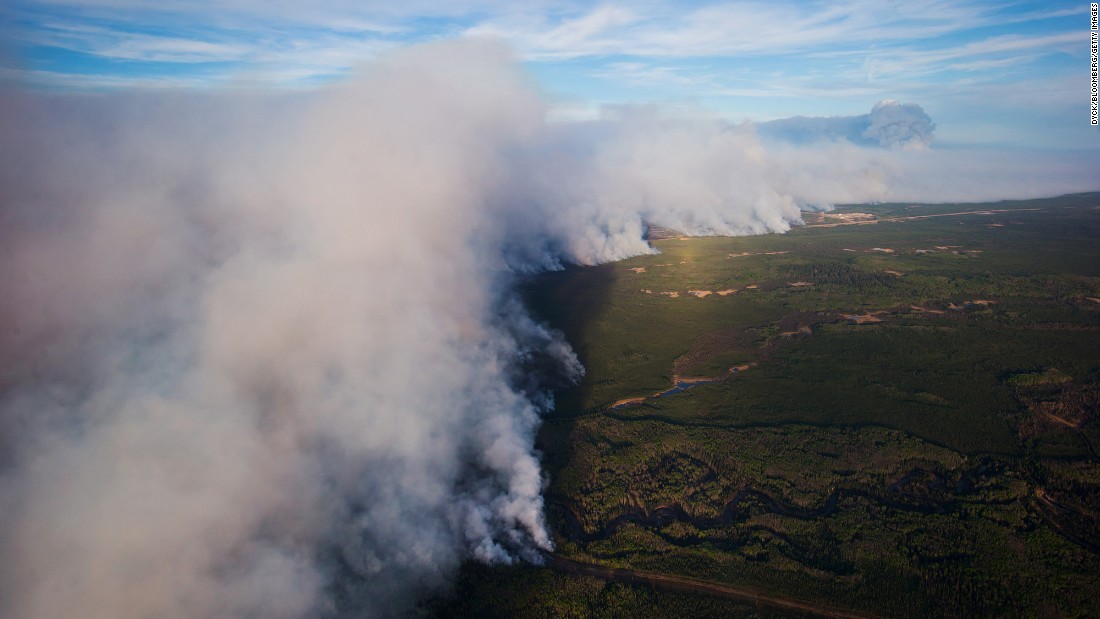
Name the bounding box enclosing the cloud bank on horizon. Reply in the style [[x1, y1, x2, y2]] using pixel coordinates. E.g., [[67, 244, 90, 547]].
[[1, 30, 1099, 619]]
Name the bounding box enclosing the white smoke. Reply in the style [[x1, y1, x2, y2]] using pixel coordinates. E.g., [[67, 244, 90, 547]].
[[0, 38, 1097, 619], [0, 40, 574, 619]]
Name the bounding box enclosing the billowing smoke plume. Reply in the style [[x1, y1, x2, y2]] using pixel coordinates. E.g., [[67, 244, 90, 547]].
[[0, 41, 578, 618], [0, 38, 1097, 619], [861, 100, 935, 149], [759, 99, 935, 149]]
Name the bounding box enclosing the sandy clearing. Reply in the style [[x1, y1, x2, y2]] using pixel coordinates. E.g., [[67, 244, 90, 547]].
[[1042, 412, 1079, 429], [947, 300, 995, 310], [842, 312, 885, 324], [787, 281, 812, 287], [1087, 297, 1100, 304], [688, 290, 714, 298], [628, 267, 647, 273], [674, 363, 757, 385], [884, 270, 904, 276], [717, 289, 738, 296], [807, 207, 1041, 228], [826, 212, 875, 221], [610, 364, 759, 410], [673, 375, 715, 385], [745, 284, 759, 290], [946, 301, 998, 310], [810, 220, 880, 228], [910, 305, 945, 315], [660, 291, 681, 298], [726, 251, 789, 258], [1035, 488, 1069, 514], [870, 247, 894, 253]]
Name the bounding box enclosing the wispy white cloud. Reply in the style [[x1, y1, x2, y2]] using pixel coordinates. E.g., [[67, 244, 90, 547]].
[[0, 65, 229, 88], [12, 0, 1075, 70], [862, 31, 1084, 80], [2, 0, 1092, 147], [592, 61, 717, 87], [33, 23, 253, 63], [468, 0, 995, 60]]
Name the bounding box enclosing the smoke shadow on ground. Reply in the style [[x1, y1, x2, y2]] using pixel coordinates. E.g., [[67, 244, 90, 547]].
[[517, 262, 617, 522], [519, 263, 617, 416]]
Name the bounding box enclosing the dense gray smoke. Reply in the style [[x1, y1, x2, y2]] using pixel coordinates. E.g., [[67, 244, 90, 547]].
[[861, 100, 936, 149], [759, 99, 935, 149], [1, 38, 1097, 618], [0, 40, 574, 619]]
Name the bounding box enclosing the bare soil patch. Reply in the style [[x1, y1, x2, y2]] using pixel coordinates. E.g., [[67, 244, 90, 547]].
[[842, 312, 886, 324]]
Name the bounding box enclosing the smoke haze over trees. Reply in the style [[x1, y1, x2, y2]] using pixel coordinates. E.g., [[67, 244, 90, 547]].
[[1, 38, 1097, 618]]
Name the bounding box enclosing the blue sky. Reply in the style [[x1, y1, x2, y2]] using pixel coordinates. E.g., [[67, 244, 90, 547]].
[[1, 0, 1095, 149]]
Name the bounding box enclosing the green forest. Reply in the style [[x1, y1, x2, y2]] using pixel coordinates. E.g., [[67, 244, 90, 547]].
[[430, 193, 1100, 618]]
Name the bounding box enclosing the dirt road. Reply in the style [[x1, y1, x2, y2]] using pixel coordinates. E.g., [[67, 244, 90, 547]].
[[543, 553, 877, 618]]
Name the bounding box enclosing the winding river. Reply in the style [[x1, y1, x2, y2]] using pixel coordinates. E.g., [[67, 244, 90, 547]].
[[549, 467, 973, 544]]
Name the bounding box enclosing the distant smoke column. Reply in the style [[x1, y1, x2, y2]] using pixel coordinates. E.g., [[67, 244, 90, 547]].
[[862, 100, 935, 148]]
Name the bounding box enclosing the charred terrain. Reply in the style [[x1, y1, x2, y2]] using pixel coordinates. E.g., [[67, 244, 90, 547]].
[[429, 192, 1100, 618]]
